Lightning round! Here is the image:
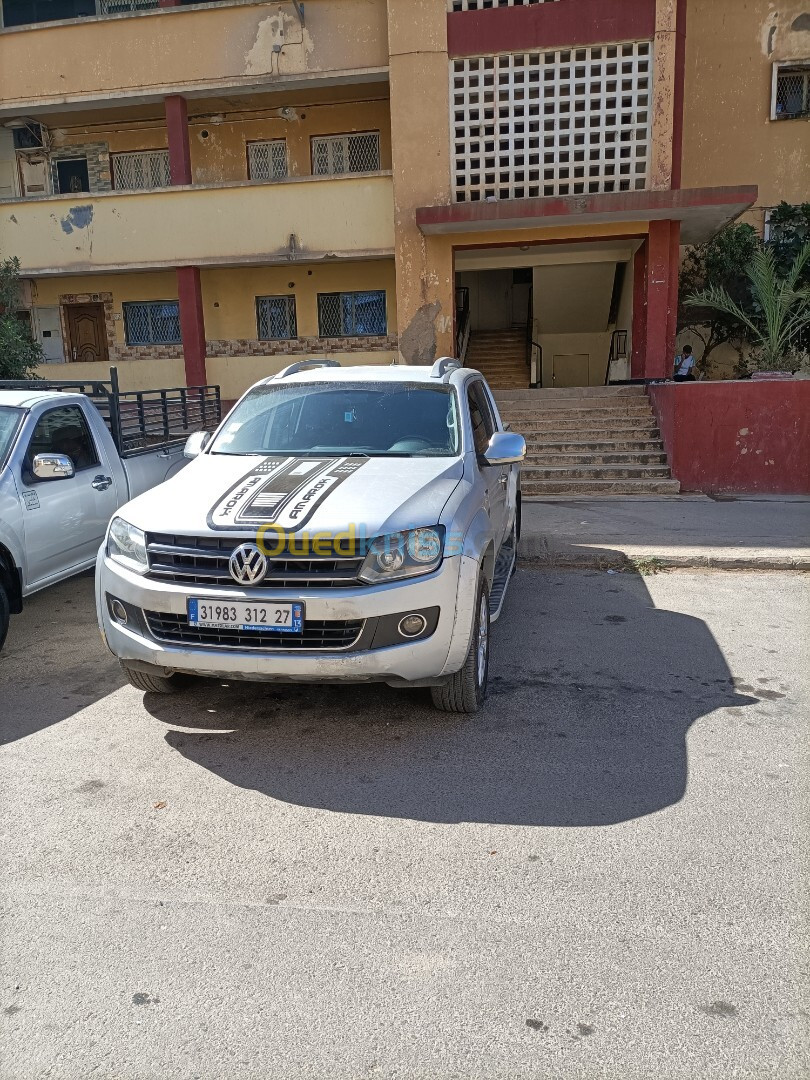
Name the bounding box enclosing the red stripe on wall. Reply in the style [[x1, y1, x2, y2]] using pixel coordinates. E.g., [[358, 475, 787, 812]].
[[447, 0, 656, 58]]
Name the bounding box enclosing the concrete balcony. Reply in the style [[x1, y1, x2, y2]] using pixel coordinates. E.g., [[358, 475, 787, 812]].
[[0, 173, 395, 275], [0, 0, 388, 115]]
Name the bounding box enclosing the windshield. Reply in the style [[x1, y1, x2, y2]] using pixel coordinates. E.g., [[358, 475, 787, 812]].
[[0, 407, 23, 469], [210, 382, 461, 458]]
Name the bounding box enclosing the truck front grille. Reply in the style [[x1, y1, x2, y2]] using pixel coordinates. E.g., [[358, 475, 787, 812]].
[[145, 533, 366, 589], [145, 611, 364, 652]]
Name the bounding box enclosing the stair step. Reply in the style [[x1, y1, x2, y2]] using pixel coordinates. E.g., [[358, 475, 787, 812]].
[[522, 464, 672, 480], [524, 452, 668, 466], [494, 385, 647, 399], [521, 478, 682, 496], [500, 407, 654, 421], [509, 421, 660, 435], [523, 439, 667, 453]]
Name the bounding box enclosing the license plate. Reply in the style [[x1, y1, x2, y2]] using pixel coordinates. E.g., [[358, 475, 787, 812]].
[[187, 599, 304, 633]]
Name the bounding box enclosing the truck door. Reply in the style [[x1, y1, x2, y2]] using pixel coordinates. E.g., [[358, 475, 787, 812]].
[[467, 380, 508, 550], [20, 404, 120, 587]]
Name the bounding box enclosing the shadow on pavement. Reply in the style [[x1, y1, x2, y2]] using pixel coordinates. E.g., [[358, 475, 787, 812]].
[[0, 571, 125, 744], [144, 556, 757, 827]]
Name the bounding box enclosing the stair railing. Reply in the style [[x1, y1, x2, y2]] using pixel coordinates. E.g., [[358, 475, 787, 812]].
[[526, 285, 543, 386], [604, 329, 629, 385], [455, 286, 471, 364]]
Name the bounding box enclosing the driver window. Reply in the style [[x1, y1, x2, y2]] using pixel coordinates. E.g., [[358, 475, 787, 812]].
[[25, 405, 99, 480], [467, 382, 495, 457]]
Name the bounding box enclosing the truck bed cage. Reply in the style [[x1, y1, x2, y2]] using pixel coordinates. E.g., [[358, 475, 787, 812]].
[[0, 367, 222, 458]]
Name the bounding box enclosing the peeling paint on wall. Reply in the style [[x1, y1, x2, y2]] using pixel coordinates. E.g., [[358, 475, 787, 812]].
[[244, 7, 313, 78], [60, 205, 93, 234], [791, 13, 810, 31], [399, 300, 441, 364]]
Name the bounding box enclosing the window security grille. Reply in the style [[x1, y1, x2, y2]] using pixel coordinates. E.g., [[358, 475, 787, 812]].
[[112, 150, 171, 191], [99, 0, 158, 12], [773, 65, 810, 119], [123, 301, 181, 345], [318, 291, 387, 337], [247, 140, 289, 181], [256, 295, 297, 340], [449, 0, 559, 10], [452, 42, 652, 201], [311, 132, 381, 176]]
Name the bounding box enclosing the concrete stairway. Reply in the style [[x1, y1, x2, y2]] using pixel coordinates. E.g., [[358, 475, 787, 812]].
[[465, 328, 530, 389], [494, 385, 680, 496]]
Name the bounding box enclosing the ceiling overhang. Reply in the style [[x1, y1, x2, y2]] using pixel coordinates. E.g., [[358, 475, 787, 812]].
[[416, 186, 759, 246]]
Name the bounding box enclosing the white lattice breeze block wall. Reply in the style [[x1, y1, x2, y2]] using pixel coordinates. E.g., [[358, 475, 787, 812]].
[[452, 41, 652, 202]]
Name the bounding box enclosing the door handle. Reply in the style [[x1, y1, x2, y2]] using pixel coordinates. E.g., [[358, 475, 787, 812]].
[[92, 474, 113, 491], [498, 474, 508, 486]]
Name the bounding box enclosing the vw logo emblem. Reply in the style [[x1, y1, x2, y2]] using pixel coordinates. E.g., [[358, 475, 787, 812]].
[[229, 543, 268, 585]]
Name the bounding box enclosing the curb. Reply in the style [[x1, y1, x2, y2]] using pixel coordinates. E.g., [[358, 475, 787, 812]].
[[517, 538, 810, 571]]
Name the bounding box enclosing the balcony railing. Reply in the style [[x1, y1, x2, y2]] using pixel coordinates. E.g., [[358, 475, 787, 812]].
[[0, 173, 394, 275]]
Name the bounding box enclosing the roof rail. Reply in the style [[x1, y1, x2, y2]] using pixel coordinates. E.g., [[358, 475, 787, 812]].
[[273, 359, 342, 380], [430, 356, 461, 380]]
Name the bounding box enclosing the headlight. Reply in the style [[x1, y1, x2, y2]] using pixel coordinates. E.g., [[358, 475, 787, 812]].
[[358, 527, 445, 584], [107, 516, 148, 574]]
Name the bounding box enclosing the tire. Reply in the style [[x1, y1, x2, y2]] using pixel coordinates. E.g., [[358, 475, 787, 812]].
[[0, 582, 10, 653], [431, 576, 490, 714], [121, 662, 182, 695]]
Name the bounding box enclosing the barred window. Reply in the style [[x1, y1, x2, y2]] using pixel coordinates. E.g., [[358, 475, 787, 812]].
[[311, 132, 381, 176], [247, 140, 289, 181], [452, 42, 652, 201], [112, 150, 171, 191], [256, 295, 297, 340], [318, 291, 387, 337], [99, 0, 158, 12], [123, 301, 181, 345], [772, 64, 810, 120]]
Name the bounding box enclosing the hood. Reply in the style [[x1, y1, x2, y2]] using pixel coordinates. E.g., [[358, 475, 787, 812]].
[[118, 453, 465, 540]]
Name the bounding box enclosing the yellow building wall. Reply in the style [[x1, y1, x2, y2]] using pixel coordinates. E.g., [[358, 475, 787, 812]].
[[2, 175, 394, 274], [682, 0, 810, 227], [0, 0, 389, 112], [53, 92, 393, 186], [31, 261, 398, 398]]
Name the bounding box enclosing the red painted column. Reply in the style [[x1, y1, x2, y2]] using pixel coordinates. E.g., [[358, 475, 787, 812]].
[[165, 94, 207, 386], [631, 242, 647, 380], [643, 220, 672, 379], [666, 220, 682, 372], [165, 94, 192, 186], [177, 267, 207, 387]]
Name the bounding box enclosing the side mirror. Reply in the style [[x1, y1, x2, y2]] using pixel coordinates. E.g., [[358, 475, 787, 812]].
[[184, 430, 212, 459], [482, 431, 526, 466], [32, 453, 75, 480]]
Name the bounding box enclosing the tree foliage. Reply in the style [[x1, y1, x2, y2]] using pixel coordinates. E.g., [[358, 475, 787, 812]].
[[685, 244, 810, 372], [0, 256, 43, 380], [677, 223, 760, 371]]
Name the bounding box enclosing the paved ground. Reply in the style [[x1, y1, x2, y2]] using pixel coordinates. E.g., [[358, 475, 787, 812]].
[[1, 568, 808, 1080], [521, 495, 810, 569]]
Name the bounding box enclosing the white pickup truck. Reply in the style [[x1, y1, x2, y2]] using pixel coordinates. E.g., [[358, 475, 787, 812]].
[[0, 370, 221, 649]]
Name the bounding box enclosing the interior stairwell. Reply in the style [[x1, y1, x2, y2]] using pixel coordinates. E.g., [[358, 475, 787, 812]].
[[465, 328, 530, 389], [493, 385, 680, 496]]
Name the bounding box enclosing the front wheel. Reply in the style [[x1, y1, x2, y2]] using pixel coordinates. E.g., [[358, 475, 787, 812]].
[[0, 582, 10, 653], [121, 662, 183, 695], [431, 577, 490, 714]]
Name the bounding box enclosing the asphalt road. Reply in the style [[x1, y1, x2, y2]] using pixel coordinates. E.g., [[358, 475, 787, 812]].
[[1, 568, 807, 1080]]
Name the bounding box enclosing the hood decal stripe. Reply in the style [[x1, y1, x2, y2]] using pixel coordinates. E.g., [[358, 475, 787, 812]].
[[206, 456, 369, 532]]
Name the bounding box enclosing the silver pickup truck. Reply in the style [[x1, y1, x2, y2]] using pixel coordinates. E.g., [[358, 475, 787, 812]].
[[0, 371, 221, 650], [96, 359, 526, 713]]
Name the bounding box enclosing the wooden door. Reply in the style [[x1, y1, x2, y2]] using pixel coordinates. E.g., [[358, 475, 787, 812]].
[[66, 304, 109, 364], [552, 353, 591, 388]]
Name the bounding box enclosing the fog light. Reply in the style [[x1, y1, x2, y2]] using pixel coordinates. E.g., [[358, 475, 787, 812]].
[[110, 598, 128, 625], [398, 614, 427, 638]]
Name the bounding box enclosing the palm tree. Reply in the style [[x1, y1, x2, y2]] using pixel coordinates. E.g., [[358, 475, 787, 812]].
[[685, 243, 810, 371]]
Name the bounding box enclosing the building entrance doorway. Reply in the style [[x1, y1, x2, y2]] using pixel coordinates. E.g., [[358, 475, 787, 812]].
[[65, 303, 109, 364]]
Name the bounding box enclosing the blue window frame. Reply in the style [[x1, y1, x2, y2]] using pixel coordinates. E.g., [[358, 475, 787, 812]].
[[123, 300, 181, 346], [317, 291, 387, 338]]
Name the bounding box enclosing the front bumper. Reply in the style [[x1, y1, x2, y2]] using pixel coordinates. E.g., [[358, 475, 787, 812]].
[[96, 551, 480, 686]]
